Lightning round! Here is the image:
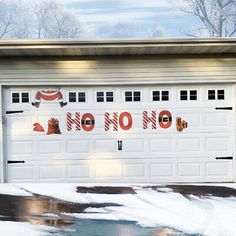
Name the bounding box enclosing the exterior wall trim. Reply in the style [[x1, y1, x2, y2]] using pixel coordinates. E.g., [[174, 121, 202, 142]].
[[0, 85, 5, 182]]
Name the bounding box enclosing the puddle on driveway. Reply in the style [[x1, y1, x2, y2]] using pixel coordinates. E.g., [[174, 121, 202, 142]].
[[56, 219, 202, 236]]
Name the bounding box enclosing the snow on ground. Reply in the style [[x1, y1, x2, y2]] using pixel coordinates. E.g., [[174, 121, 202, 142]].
[[0, 184, 33, 196], [0, 221, 57, 236], [0, 183, 236, 236], [15, 183, 89, 203]]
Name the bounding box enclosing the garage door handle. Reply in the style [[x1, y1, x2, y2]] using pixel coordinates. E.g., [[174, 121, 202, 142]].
[[7, 160, 25, 164], [118, 140, 122, 151], [215, 107, 232, 110], [6, 110, 24, 114], [215, 156, 233, 160]]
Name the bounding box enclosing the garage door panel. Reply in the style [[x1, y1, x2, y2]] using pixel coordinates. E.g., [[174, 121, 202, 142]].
[[38, 140, 63, 154], [66, 140, 90, 153], [123, 139, 145, 152], [177, 138, 201, 152], [150, 163, 174, 177], [68, 164, 91, 179], [205, 136, 232, 152], [10, 140, 34, 155], [7, 116, 33, 136], [205, 112, 230, 127], [39, 166, 64, 180], [123, 163, 145, 178], [8, 165, 35, 182], [150, 138, 174, 153], [94, 139, 117, 153], [206, 161, 232, 178], [177, 163, 202, 177], [94, 160, 122, 178]]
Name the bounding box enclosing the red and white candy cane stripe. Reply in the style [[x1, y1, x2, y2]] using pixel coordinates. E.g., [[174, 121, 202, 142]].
[[104, 112, 118, 131], [67, 112, 81, 131], [143, 111, 157, 129]]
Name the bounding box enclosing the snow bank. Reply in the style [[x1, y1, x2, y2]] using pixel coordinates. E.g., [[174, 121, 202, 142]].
[[0, 221, 57, 236], [16, 183, 89, 203], [0, 184, 32, 196]]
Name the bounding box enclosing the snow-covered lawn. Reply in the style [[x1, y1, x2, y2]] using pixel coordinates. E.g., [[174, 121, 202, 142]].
[[0, 221, 57, 236], [1, 183, 236, 236]]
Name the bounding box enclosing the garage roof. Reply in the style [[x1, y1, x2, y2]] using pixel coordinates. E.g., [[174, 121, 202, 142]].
[[0, 38, 236, 57]]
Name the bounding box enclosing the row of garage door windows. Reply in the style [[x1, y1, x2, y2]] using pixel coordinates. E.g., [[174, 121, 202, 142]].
[[11, 89, 225, 103]]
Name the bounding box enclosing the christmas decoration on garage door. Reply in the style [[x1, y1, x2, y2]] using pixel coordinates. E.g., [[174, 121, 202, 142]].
[[33, 110, 188, 134], [33, 123, 45, 132], [176, 117, 188, 132], [33, 118, 61, 135], [32, 90, 67, 108]]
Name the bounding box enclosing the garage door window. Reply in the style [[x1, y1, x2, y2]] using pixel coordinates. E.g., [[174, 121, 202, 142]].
[[69, 92, 86, 103], [78, 92, 86, 102], [208, 89, 225, 100], [125, 91, 141, 102], [180, 90, 197, 101], [190, 90, 197, 100], [97, 91, 114, 102], [12, 92, 29, 103], [153, 91, 169, 101]]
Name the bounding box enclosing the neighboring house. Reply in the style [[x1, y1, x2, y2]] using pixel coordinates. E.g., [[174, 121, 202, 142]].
[[0, 39, 236, 183]]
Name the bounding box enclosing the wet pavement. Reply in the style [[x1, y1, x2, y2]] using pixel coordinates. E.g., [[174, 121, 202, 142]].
[[151, 185, 236, 198], [76, 186, 136, 194], [0, 185, 235, 235], [0, 193, 120, 227], [56, 219, 202, 236]]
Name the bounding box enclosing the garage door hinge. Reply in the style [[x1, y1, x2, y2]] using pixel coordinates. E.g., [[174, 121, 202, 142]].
[[215, 107, 232, 110], [6, 110, 24, 114], [7, 160, 25, 164], [215, 156, 233, 160]]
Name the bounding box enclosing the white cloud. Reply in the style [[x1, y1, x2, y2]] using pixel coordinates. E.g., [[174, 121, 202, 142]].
[[57, 0, 187, 8], [119, 0, 172, 8], [77, 10, 158, 23], [119, 0, 187, 8]]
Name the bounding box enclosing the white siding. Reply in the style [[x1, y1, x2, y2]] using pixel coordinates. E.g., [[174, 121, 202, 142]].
[[0, 57, 235, 85]]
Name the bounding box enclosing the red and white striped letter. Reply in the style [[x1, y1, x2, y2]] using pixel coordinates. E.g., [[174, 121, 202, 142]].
[[104, 112, 118, 131], [67, 112, 81, 131], [143, 111, 157, 129]]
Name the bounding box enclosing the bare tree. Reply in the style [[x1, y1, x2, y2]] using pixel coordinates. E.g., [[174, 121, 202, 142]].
[[10, 0, 33, 39], [0, 0, 15, 38], [179, 0, 236, 37], [33, 0, 82, 39], [0, 0, 82, 39]]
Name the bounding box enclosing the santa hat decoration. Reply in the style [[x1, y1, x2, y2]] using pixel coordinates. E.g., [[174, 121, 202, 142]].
[[33, 123, 45, 132], [47, 118, 61, 135]]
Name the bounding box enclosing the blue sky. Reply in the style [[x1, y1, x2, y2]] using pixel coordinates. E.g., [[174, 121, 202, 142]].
[[59, 0, 202, 37]]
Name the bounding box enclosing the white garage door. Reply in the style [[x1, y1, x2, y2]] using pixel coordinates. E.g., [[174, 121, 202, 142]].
[[4, 85, 234, 183]]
